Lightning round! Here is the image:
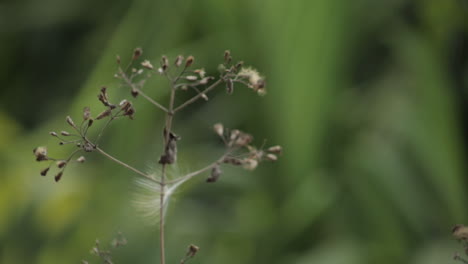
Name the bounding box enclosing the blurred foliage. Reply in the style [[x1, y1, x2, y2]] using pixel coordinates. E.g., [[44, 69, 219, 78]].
[[1, 0, 468, 263]]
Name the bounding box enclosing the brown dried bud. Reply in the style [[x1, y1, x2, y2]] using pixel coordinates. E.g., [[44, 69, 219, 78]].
[[116, 55, 121, 64], [213, 123, 224, 137], [87, 118, 94, 128], [66, 116, 76, 128], [77, 156, 86, 163], [56, 160, 67, 168], [226, 79, 234, 94], [266, 153, 278, 161], [185, 56, 194, 68], [267, 145, 282, 154], [159, 132, 180, 165], [98, 86, 113, 107], [49, 131, 58, 137], [133, 47, 143, 60], [453, 224, 468, 240], [235, 61, 244, 71], [242, 159, 258, 170], [161, 55, 169, 71], [131, 88, 139, 98], [83, 107, 91, 120], [83, 142, 94, 152], [207, 165, 222, 183], [223, 157, 243, 166], [54, 172, 63, 182], [188, 244, 199, 257], [40, 167, 50, 176], [174, 55, 184, 67], [96, 109, 112, 120], [61, 131, 70, 136], [234, 132, 253, 147], [224, 50, 231, 64], [33, 146, 48, 161], [141, 60, 153, 70], [194, 68, 206, 78]]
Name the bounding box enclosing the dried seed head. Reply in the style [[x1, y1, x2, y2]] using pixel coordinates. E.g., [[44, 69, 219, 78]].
[[83, 142, 94, 152], [266, 153, 278, 161], [235, 61, 244, 71], [120, 100, 135, 119], [116, 55, 121, 64], [88, 118, 94, 128], [83, 107, 91, 120], [185, 75, 198, 81], [56, 160, 67, 168], [207, 165, 222, 183], [96, 109, 112, 120], [141, 60, 153, 70], [224, 50, 231, 64], [234, 132, 253, 147], [230, 130, 240, 142], [175, 55, 184, 67], [161, 55, 169, 71], [194, 68, 206, 78], [199, 77, 213, 85], [185, 56, 194, 67], [33, 146, 48, 161], [242, 159, 258, 170], [226, 79, 234, 94], [98, 86, 111, 107], [133, 47, 143, 60], [200, 93, 208, 101], [77, 156, 86, 163], [187, 244, 199, 257], [453, 224, 468, 240], [40, 167, 50, 176], [49, 131, 58, 137], [267, 145, 282, 154], [223, 157, 243, 166], [213, 123, 224, 137], [60, 131, 70, 136], [131, 88, 139, 97], [218, 64, 226, 73], [66, 116, 76, 128], [159, 132, 180, 164], [54, 172, 63, 182]]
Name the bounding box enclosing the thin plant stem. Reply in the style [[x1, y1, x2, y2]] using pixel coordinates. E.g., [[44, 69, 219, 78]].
[[166, 154, 228, 185], [173, 78, 223, 113], [95, 146, 158, 182]]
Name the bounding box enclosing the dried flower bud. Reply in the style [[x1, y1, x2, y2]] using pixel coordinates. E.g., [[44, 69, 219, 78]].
[[242, 159, 258, 170], [141, 60, 153, 70], [54, 172, 63, 182], [235, 61, 244, 71], [98, 86, 111, 107], [186, 75, 198, 81], [33, 146, 48, 161], [157, 67, 164, 74], [187, 244, 199, 257], [223, 157, 243, 165], [234, 132, 253, 147], [266, 153, 278, 161], [49, 131, 58, 137], [194, 68, 206, 78], [96, 109, 112, 120], [226, 79, 234, 94], [131, 88, 139, 97], [224, 50, 231, 63], [161, 55, 169, 71], [116, 55, 121, 64], [218, 64, 226, 73], [88, 118, 94, 128], [61, 131, 70, 136], [40, 167, 50, 176], [199, 77, 213, 85], [133, 47, 143, 60], [267, 145, 282, 154], [213, 123, 224, 137], [207, 165, 222, 183], [175, 55, 184, 67], [83, 107, 91, 120], [201, 93, 208, 101], [66, 116, 76, 128], [83, 142, 94, 152], [56, 160, 67, 168], [77, 156, 86, 163], [230, 130, 240, 142], [159, 132, 180, 164], [185, 56, 194, 68], [453, 224, 468, 240]]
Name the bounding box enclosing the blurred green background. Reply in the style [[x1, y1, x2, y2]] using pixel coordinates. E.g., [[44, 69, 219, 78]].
[[1, 0, 468, 263]]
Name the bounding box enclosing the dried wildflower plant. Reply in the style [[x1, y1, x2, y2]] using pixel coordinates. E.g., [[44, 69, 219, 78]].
[[452, 224, 468, 263], [34, 49, 281, 264]]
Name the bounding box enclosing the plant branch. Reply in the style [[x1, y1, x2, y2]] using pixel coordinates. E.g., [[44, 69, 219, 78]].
[[95, 146, 158, 183], [173, 78, 223, 113], [166, 153, 229, 185]]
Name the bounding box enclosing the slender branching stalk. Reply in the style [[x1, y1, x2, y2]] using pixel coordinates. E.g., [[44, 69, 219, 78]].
[[33, 49, 281, 264]]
